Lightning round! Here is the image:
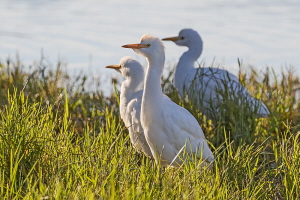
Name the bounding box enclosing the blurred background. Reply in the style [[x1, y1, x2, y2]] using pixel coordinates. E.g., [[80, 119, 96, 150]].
[[1, 0, 299, 92]]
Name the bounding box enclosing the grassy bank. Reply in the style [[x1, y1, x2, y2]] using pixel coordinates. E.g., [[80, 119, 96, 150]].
[[0, 56, 299, 199]]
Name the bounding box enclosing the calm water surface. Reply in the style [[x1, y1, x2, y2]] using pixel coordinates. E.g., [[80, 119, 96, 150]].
[[1, 0, 299, 92]]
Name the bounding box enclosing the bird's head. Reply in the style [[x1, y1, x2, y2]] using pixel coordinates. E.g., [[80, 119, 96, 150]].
[[162, 28, 202, 48], [122, 34, 165, 59], [105, 56, 144, 83]]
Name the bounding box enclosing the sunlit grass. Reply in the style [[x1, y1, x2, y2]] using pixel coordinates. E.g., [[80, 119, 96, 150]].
[[0, 56, 299, 199]]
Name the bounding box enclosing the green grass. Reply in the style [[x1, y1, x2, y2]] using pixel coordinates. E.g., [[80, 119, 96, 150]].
[[0, 56, 299, 199]]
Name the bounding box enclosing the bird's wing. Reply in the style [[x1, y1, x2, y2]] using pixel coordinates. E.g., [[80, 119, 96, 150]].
[[126, 90, 143, 134], [161, 97, 214, 161], [209, 69, 269, 116], [229, 81, 270, 116], [188, 67, 269, 113], [189, 68, 239, 97], [162, 96, 206, 140], [126, 91, 153, 157]]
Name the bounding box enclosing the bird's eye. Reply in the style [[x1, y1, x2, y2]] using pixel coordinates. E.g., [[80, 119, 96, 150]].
[[181, 37, 185, 40], [147, 44, 151, 47]]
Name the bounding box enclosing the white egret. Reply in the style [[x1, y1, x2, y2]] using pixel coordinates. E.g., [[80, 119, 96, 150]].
[[162, 28, 270, 118], [122, 34, 214, 167], [106, 56, 153, 158]]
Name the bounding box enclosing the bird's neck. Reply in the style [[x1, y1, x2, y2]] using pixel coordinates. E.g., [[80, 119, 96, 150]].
[[142, 56, 165, 106], [175, 45, 201, 80], [179, 43, 202, 68]]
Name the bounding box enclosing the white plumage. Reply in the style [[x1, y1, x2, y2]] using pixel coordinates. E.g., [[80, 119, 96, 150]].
[[106, 56, 152, 158], [162, 28, 270, 118], [122, 34, 214, 167]]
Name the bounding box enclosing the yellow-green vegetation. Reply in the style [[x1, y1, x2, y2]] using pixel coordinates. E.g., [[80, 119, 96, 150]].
[[0, 56, 299, 199]]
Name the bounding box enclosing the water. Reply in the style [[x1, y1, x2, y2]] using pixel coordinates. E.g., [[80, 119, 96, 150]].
[[1, 0, 299, 93]]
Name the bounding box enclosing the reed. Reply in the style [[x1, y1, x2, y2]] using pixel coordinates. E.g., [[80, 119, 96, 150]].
[[0, 56, 299, 199]]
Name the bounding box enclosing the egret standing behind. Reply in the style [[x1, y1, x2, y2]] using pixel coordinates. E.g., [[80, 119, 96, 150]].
[[162, 28, 270, 118]]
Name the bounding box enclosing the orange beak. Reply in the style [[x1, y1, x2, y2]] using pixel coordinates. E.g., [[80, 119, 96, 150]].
[[122, 43, 150, 49], [105, 65, 121, 70], [162, 36, 182, 42]]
